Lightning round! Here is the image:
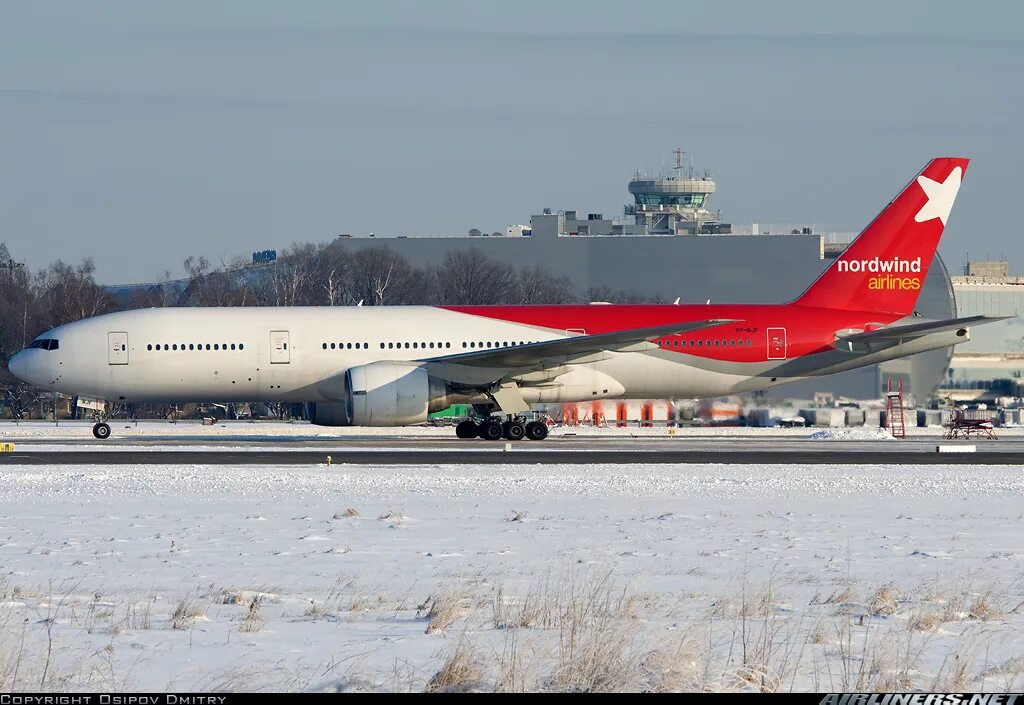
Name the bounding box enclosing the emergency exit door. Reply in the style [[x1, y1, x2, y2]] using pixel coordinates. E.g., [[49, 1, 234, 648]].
[[270, 330, 290, 364], [767, 328, 787, 360], [108, 331, 129, 365]]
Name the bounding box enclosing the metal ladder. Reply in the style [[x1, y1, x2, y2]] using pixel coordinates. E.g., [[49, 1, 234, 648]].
[[885, 378, 906, 438]]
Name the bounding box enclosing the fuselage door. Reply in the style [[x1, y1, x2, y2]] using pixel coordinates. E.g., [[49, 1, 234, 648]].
[[270, 330, 290, 364], [767, 327, 787, 360], [108, 331, 129, 365]]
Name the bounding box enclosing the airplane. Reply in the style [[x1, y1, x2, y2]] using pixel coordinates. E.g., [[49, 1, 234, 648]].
[[8, 157, 1007, 441]]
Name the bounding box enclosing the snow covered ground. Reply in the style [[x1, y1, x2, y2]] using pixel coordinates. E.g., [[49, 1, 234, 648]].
[[1, 460, 1023, 692]]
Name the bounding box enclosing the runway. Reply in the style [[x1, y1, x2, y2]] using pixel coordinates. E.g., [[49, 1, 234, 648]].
[[1, 444, 1018, 465], [2, 421, 1021, 465]]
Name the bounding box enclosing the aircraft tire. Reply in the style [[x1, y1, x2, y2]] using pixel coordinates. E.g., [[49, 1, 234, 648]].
[[455, 420, 479, 439], [525, 420, 549, 441], [502, 420, 526, 441], [92, 422, 111, 440], [478, 420, 504, 441]]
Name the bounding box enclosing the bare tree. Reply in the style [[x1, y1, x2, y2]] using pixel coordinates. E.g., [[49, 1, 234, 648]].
[[431, 248, 517, 305], [514, 264, 577, 304], [33, 258, 112, 328], [348, 245, 425, 306]]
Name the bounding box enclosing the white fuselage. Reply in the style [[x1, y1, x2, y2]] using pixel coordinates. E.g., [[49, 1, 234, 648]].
[[8, 305, 962, 409]]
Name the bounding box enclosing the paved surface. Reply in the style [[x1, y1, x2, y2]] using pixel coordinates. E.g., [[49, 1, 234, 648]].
[[1, 445, 1019, 465]]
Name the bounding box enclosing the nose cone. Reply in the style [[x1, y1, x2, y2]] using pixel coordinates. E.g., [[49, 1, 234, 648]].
[[8, 350, 29, 382], [8, 350, 39, 385]]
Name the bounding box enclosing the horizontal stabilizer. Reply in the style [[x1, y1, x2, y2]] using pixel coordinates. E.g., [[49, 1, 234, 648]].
[[425, 318, 740, 368], [837, 315, 1011, 345]]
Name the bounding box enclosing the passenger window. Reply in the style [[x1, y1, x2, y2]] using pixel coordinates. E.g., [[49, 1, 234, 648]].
[[239, 344, 244, 350], [380, 343, 385, 349], [446, 342, 450, 348], [147, 344, 153, 351]]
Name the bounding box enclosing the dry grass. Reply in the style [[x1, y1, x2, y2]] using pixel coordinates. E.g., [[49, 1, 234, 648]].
[[239, 595, 265, 633], [641, 635, 706, 692], [2, 570, 1023, 693], [907, 611, 941, 632], [867, 583, 902, 617], [968, 592, 1003, 621], [170, 597, 206, 630], [423, 591, 464, 634], [333, 508, 359, 519], [377, 511, 404, 525], [425, 640, 487, 692]]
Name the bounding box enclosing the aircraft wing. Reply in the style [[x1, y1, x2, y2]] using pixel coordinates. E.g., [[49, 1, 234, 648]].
[[423, 318, 740, 368], [837, 315, 1012, 345]]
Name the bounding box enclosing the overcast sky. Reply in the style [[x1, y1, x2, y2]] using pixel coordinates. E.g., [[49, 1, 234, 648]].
[[1, 1, 1022, 282]]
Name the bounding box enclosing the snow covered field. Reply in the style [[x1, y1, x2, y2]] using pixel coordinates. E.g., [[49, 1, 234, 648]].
[[2, 459, 1024, 692]]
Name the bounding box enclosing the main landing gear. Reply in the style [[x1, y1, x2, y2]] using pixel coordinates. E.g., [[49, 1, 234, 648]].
[[92, 422, 111, 440], [455, 417, 549, 441]]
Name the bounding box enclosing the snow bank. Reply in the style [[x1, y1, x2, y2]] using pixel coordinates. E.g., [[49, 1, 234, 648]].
[[807, 426, 895, 441]]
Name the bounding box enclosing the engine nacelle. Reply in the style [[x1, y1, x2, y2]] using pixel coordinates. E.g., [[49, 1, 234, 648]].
[[305, 401, 351, 427], [346, 361, 456, 427]]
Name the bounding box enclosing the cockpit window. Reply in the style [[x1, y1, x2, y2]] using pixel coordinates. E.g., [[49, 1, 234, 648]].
[[28, 339, 59, 351]]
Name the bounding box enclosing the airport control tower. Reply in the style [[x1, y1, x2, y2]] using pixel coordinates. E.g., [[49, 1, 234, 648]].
[[625, 148, 729, 235]]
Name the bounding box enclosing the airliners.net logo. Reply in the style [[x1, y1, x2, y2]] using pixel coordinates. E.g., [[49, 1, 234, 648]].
[[837, 256, 923, 291]]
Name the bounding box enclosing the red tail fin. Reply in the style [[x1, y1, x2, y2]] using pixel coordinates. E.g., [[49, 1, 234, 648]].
[[795, 157, 968, 314]]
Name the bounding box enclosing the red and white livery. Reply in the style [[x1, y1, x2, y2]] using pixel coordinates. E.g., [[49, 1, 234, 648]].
[[9, 158, 1005, 440]]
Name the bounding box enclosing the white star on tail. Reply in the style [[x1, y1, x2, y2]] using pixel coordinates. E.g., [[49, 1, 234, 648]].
[[914, 166, 962, 225]]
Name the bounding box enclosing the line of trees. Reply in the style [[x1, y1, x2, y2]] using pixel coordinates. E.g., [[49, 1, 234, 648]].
[[1, 241, 653, 419]]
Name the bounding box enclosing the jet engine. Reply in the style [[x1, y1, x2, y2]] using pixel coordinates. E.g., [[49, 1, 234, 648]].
[[305, 401, 351, 427], [307, 361, 460, 427]]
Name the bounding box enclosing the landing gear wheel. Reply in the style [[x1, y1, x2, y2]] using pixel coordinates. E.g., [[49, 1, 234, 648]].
[[92, 422, 111, 440], [478, 420, 504, 441], [525, 420, 548, 441], [455, 420, 479, 439], [502, 420, 526, 441]]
